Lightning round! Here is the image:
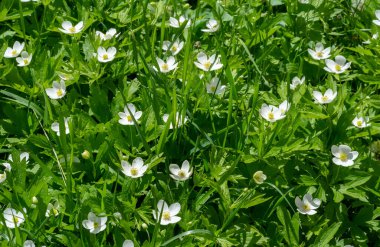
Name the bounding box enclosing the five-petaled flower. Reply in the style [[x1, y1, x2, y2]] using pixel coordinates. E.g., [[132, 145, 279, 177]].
[[97, 47, 117, 63], [4, 41, 25, 58], [16, 51, 32, 67], [194, 52, 223, 71], [169, 160, 193, 181], [313, 89, 337, 104], [295, 193, 321, 215], [152, 200, 181, 225], [290, 76, 305, 90], [308, 42, 331, 60], [51, 117, 70, 136], [352, 116, 370, 128], [82, 212, 107, 234], [121, 157, 148, 178], [59, 21, 84, 34], [96, 28, 119, 41], [202, 19, 219, 33], [156, 56, 178, 73], [3, 208, 25, 228], [324, 55, 351, 74], [331, 144, 358, 167], [162, 40, 184, 56], [46, 80, 66, 99], [118, 103, 142, 125], [169, 16, 191, 28], [259, 101, 289, 122], [206, 77, 226, 95]]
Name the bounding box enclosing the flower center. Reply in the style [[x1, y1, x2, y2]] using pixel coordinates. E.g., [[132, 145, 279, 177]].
[[340, 152, 348, 161], [303, 204, 311, 211], [357, 120, 362, 127], [162, 211, 171, 221], [210, 85, 216, 92], [335, 64, 342, 72], [203, 61, 212, 70], [13, 216, 19, 224], [53, 208, 59, 216], [23, 59, 29, 65], [69, 27, 76, 33], [12, 50, 17, 56], [268, 112, 274, 120], [161, 63, 169, 71], [316, 51, 323, 57], [126, 115, 133, 122], [171, 46, 177, 52], [94, 222, 99, 228], [178, 170, 186, 178], [57, 89, 63, 97], [321, 96, 329, 102], [102, 54, 109, 60], [130, 168, 138, 176]]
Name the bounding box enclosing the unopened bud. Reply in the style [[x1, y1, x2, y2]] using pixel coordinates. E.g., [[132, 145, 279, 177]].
[[81, 150, 91, 160], [142, 223, 148, 229]]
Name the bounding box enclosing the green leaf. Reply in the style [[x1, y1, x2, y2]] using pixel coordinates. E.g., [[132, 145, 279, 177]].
[[313, 222, 342, 246]]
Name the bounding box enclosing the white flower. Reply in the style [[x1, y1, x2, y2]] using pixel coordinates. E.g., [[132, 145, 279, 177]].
[[373, 10, 380, 26], [169, 16, 191, 28], [46, 80, 66, 99], [23, 240, 35, 247], [194, 52, 223, 71], [363, 33, 378, 44], [16, 51, 32, 67], [162, 40, 184, 56], [313, 89, 337, 104], [324, 55, 351, 74], [118, 103, 142, 125], [163, 112, 188, 129], [201, 19, 219, 33], [4, 41, 25, 58], [331, 145, 359, 167], [59, 21, 84, 34], [308, 42, 331, 60], [82, 212, 107, 234], [169, 160, 193, 181], [156, 56, 178, 73], [352, 116, 370, 128], [152, 200, 181, 225], [298, 0, 310, 3], [21, 0, 38, 2], [96, 28, 119, 41], [51, 117, 70, 136], [45, 202, 60, 217], [3, 208, 25, 228], [97, 47, 117, 63], [121, 157, 148, 178], [278, 100, 291, 115], [206, 77, 226, 95], [259, 104, 286, 122], [3, 152, 30, 172], [0, 173, 6, 183], [253, 171, 267, 184], [295, 194, 321, 215], [290, 76, 305, 90], [123, 240, 134, 247]]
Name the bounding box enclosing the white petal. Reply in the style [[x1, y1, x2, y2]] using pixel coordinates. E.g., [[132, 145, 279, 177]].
[[169, 203, 181, 215]]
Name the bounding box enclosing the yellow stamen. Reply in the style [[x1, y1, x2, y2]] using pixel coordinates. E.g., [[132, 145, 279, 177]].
[[210, 86, 216, 92], [340, 152, 348, 161], [178, 170, 186, 178], [357, 120, 362, 127], [335, 64, 342, 72], [303, 204, 311, 211], [203, 61, 212, 70], [127, 115, 133, 122], [102, 54, 109, 60], [171, 46, 177, 52], [268, 112, 274, 120], [57, 89, 63, 97], [161, 63, 169, 71], [130, 168, 138, 176], [69, 27, 76, 33], [162, 211, 171, 221], [316, 51, 323, 57], [12, 50, 17, 56], [23, 59, 29, 65], [13, 216, 19, 224], [321, 96, 329, 102], [94, 222, 99, 228]]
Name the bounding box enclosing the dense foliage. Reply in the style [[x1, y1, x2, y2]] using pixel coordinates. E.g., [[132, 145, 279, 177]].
[[0, 0, 380, 246]]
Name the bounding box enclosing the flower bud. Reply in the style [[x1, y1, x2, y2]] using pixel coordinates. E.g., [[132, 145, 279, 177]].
[[253, 171, 267, 185], [142, 223, 148, 229], [81, 150, 91, 160]]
